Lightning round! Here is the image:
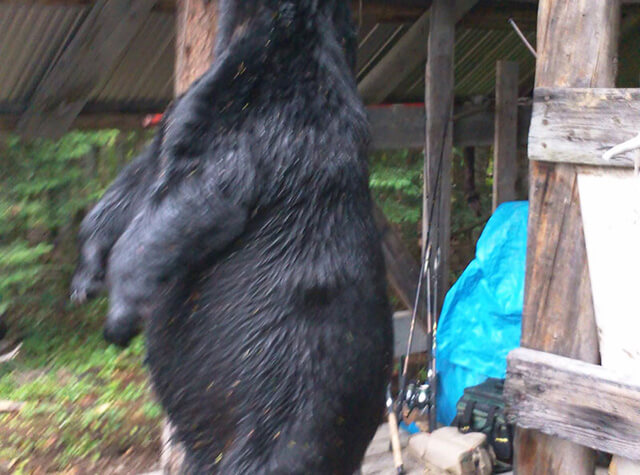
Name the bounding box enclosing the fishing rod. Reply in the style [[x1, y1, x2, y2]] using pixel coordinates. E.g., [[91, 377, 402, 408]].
[[395, 97, 453, 432]]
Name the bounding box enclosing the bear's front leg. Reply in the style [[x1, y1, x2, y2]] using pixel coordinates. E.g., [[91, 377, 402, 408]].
[[102, 171, 253, 347], [71, 143, 160, 303]]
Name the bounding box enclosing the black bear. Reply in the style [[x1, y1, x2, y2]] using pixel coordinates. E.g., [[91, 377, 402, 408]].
[[72, 0, 392, 473]]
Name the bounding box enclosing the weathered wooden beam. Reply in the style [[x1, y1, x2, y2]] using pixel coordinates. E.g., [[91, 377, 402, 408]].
[[505, 348, 640, 460], [368, 105, 426, 149], [528, 88, 640, 167], [16, 0, 156, 139], [493, 60, 519, 210], [358, 0, 479, 105], [368, 104, 531, 150], [2, 103, 534, 148], [515, 0, 622, 473], [0, 113, 149, 132], [424, 0, 454, 310]]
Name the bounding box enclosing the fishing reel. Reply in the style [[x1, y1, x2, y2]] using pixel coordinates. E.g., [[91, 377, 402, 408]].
[[401, 380, 432, 424]]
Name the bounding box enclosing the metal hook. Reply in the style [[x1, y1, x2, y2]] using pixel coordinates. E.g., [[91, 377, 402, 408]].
[[603, 132, 640, 175]]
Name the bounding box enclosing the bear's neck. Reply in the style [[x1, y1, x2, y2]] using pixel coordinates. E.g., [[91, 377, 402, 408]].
[[214, 0, 355, 71]]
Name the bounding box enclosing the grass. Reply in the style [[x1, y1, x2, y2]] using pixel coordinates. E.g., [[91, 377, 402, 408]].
[[0, 297, 162, 474]]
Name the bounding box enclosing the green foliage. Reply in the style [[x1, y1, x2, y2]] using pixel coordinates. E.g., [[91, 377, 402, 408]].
[[370, 147, 494, 284], [0, 131, 147, 315], [0, 130, 160, 472], [369, 149, 423, 264]]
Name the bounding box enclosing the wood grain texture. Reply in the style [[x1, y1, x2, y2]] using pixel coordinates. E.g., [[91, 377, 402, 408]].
[[515, 0, 622, 473], [17, 0, 156, 138], [529, 88, 640, 167], [174, 0, 219, 96], [493, 60, 519, 210], [424, 0, 454, 310], [505, 348, 640, 459], [518, 159, 599, 474], [535, 1, 621, 90]]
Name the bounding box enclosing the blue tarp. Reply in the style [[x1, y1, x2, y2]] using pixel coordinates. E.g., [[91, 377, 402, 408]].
[[436, 201, 528, 425]]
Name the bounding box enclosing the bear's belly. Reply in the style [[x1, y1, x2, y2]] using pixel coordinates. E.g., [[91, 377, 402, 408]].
[[144, 244, 391, 459]]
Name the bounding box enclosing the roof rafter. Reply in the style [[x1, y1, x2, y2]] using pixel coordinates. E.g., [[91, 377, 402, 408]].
[[357, 0, 479, 105]]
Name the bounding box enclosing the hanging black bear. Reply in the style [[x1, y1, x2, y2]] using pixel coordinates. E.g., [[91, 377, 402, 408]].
[[71, 0, 392, 472]]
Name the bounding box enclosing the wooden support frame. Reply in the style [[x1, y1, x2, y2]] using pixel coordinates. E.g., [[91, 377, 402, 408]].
[[17, 0, 157, 139], [493, 60, 519, 210], [423, 0, 454, 310], [528, 88, 640, 167], [505, 348, 640, 460], [515, 1, 622, 473]]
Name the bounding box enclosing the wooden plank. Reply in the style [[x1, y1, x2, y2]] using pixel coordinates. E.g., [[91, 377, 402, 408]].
[[361, 424, 423, 475], [8, 0, 640, 8], [1, 0, 434, 16], [368, 104, 531, 149], [505, 348, 640, 459], [357, 0, 479, 105], [17, 0, 157, 139], [368, 105, 426, 149], [528, 88, 640, 167], [358, 10, 430, 105], [493, 60, 519, 210], [515, 1, 622, 473], [424, 0, 455, 310]]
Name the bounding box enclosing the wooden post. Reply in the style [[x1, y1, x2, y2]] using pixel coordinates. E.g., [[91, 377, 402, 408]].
[[516, 1, 621, 474], [174, 0, 219, 96], [424, 0, 454, 309], [492, 60, 519, 211]]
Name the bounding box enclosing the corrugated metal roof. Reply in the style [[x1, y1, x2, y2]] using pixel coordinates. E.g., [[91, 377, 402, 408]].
[[0, 2, 638, 124], [92, 12, 175, 106], [0, 4, 87, 105]]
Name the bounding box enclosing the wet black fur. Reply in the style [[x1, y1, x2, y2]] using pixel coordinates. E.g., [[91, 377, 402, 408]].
[[71, 0, 392, 473]]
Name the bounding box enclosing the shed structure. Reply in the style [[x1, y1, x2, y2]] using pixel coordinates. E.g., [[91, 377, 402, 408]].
[[3, 1, 640, 473], [2, 0, 639, 314]]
